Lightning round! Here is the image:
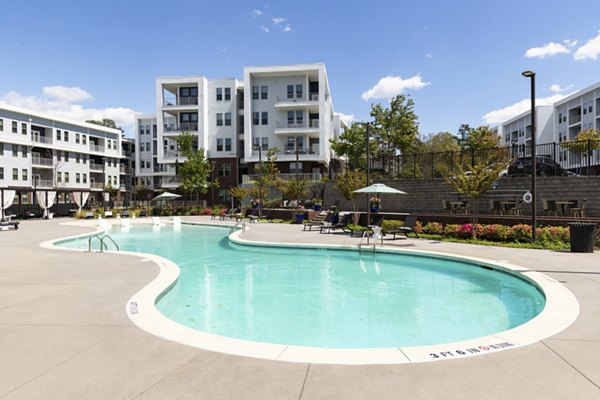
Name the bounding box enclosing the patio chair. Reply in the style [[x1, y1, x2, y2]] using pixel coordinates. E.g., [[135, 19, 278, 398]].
[[543, 199, 558, 216], [569, 199, 587, 218], [138, 210, 148, 217], [443, 200, 453, 213], [347, 216, 384, 237], [303, 212, 333, 231], [385, 215, 420, 240], [320, 213, 351, 234], [247, 209, 259, 223]]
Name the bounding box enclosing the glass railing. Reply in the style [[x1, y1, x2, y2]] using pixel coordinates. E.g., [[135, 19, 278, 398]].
[[31, 155, 53, 166], [163, 123, 198, 132], [242, 172, 322, 183], [163, 96, 198, 107]]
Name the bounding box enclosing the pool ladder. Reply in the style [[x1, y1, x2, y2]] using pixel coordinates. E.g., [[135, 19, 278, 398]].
[[230, 220, 246, 234], [87, 233, 120, 253]]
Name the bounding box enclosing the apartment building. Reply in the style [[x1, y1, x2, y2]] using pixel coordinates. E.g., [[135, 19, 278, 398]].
[[0, 105, 124, 215], [136, 63, 344, 206]]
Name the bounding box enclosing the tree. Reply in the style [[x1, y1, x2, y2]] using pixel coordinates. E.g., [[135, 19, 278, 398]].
[[443, 162, 506, 238], [175, 131, 216, 200], [461, 125, 503, 166], [457, 124, 472, 146], [560, 128, 600, 174], [250, 148, 282, 203], [280, 178, 310, 205], [229, 185, 250, 207], [417, 131, 461, 153], [370, 94, 420, 166], [335, 169, 366, 217], [330, 123, 368, 169]]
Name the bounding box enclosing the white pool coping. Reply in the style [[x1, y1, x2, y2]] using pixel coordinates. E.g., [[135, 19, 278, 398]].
[[43, 219, 580, 365]]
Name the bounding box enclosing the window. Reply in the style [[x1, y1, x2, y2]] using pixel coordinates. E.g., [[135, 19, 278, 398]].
[[216, 87, 223, 101], [22, 169, 27, 181], [261, 85, 268, 100], [12, 168, 18, 180], [12, 121, 17, 133], [287, 111, 294, 125], [225, 112, 231, 126], [296, 84, 303, 99], [64, 152, 69, 162], [57, 129, 62, 141], [261, 137, 268, 150], [12, 145, 17, 157], [584, 103, 588, 115], [290, 162, 303, 173], [64, 172, 69, 183], [0, 167, 4, 179], [0, 143, 3, 155], [21, 123, 27, 135], [216, 113, 223, 126], [83, 173, 87, 184], [252, 86, 259, 100], [107, 176, 112, 186], [217, 138, 224, 151], [252, 112, 260, 125], [225, 138, 232, 151], [76, 153, 80, 163], [56, 151, 61, 162], [76, 173, 81, 184], [218, 189, 231, 203], [261, 112, 268, 125], [218, 163, 231, 177], [0, 118, 3, 131], [296, 110, 303, 125], [64, 131, 69, 142], [107, 140, 112, 150], [21, 146, 27, 158], [252, 137, 260, 149], [224, 87, 231, 101], [57, 172, 62, 183], [76, 133, 80, 144], [82, 135, 87, 145], [287, 85, 294, 99]]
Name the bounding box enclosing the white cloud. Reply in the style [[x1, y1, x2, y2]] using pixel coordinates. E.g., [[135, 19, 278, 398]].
[[524, 42, 570, 59], [574, 30, 600, 61], [43, 85, 92, 102], [425, 53, 433, 59], [272, 17, 285, 25], [252, 9, 263, 17], [283, 24, 292, 33], [549, 83, 574, 93], [336, 112, 354, 125], [361, 75, 431, 101], [563, 39, 578, 48], [0, 88, 138, 135], [260, 25, 270, 33], [481, 94, 568, 124]]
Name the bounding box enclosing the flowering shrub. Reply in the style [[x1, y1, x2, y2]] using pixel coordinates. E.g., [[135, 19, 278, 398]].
[[507, 224, 532, 241], [479, 224, 510, 241], [423, 222, 444, 235], [200, 208, 213, 215], [443, 224, 461, 237], [537, 226, 569, 242], [414, 221, 424, 234]]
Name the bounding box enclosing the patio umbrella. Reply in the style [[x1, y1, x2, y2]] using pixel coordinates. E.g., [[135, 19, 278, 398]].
[[151, 192, 182, 202], [353, 183, 407, 195]]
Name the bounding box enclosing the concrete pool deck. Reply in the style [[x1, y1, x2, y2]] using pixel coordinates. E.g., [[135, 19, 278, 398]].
[[1, 217, 600, 399]]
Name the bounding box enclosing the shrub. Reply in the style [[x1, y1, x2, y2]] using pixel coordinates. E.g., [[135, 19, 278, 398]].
[[443, 224, 461, 237], [200, 208, 213, 215], [423, 222, 444, 235], [507, 224, 532, 241], [414, 220, 424, 234], [382, 220, 404, 232], [480, 224, 510, 241], [537, 226, 570, 243]]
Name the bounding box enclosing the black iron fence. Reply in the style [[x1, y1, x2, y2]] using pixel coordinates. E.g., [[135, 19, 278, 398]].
[[374, 140, 600, 180]]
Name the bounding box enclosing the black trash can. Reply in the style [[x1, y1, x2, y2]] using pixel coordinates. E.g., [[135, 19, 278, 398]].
[[568, 222, 596, 253]]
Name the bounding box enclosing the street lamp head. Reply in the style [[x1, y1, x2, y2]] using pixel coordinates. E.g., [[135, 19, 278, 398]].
[[522, 70, 535, 78]]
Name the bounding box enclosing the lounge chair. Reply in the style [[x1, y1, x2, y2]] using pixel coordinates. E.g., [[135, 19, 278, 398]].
[[104, 211, 114, 218], [247, 209, 259, 223], [0, 220, 19, 231], [122, 210, 131, 218], [348, 216, 384, 237], [385, 215, 419, 239], [85, 211, 94, 219], [138, 210, 147, 217], [320, 213, 352, 234], [303, 212, 333, 231]]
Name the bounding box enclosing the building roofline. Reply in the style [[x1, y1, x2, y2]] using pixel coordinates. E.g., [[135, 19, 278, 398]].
[[501, 105, 552, 126], [0, 104, 122, 135], [554, 81, 600, 106]]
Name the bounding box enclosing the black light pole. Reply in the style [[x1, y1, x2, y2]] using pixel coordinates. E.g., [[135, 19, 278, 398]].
[[366, 123, 371, 226], [295, 138, 300, 207], [522, 70, 537, 241], [253, 144, 263, 216]]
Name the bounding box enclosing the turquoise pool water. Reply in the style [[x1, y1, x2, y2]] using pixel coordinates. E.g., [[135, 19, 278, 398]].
[[60, 224, 545, 348]]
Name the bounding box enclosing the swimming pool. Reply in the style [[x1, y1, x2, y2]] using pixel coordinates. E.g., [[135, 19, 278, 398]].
[[59, 223, 547, 349]]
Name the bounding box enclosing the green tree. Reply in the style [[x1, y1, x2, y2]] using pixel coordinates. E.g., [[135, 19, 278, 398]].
[[251, 148, 282, 203], [560, 128, 600, 173], [443, 162, 506, 238], [370, 94, 420, 165], [461, 125, 503, 166], [330, 123, 369, 169], [280, 178, 310, 204], [335, 169, 367, 215], [175, 131, 216, 200], [457, 123, 472, 146]]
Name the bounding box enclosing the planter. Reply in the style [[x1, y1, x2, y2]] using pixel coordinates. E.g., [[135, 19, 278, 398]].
[[313, 205, 322, 211], [295, 214, 305, 224], [370, 205, 380, 213]]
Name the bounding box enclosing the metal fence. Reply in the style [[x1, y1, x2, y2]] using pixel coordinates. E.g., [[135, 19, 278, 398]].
[[378, 140, 600, 179]]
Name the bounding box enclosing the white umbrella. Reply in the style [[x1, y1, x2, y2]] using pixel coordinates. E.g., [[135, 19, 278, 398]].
[[353, 183, 406, 195], [151, 192, 182, 201]]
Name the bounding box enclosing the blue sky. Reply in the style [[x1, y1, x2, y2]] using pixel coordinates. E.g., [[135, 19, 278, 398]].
[[1, 0, 600, 137]]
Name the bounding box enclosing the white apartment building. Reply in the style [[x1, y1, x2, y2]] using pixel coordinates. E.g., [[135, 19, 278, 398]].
[[135, 63, 344, 205], [0, 105, 125, 216], [498, 81, 600, 166]]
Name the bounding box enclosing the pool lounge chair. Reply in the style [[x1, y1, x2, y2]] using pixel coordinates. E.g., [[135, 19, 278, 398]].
[[320, 214, 352, 234], [303, 212, 333, 231], [85, 211, 94, 219], [104, 211, 114, 218], [138, 210, 147, 217], [0, 220, 19, 231], [385, 215, 419, 239], [348, 216, 384, 237], [122, 210, 131, 218]]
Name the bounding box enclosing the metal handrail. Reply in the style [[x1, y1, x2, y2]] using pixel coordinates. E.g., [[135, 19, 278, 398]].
[[87, 233, 120, 253], [230, 220, 246, 234]]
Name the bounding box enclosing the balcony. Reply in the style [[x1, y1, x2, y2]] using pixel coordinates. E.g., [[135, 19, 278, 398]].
[[274, 120, 320, 135], [163, 150, 182, 158], [274, 93, 319, 110], [33, 179, 54, 189], [31, 155, 53, 167], [163, 96, 198, 107], [249, 147, 320, 159], [569, 115, 581, 125], [89, 143, 105, 153], [242, 172, 322, 184], [91, 182, 105, 190], [89, 163, 104, 172], [163, 123, 198, 133], [119, 165, 127, 174], [158, 176, 182, 187], [31, 134, 53, 146]]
